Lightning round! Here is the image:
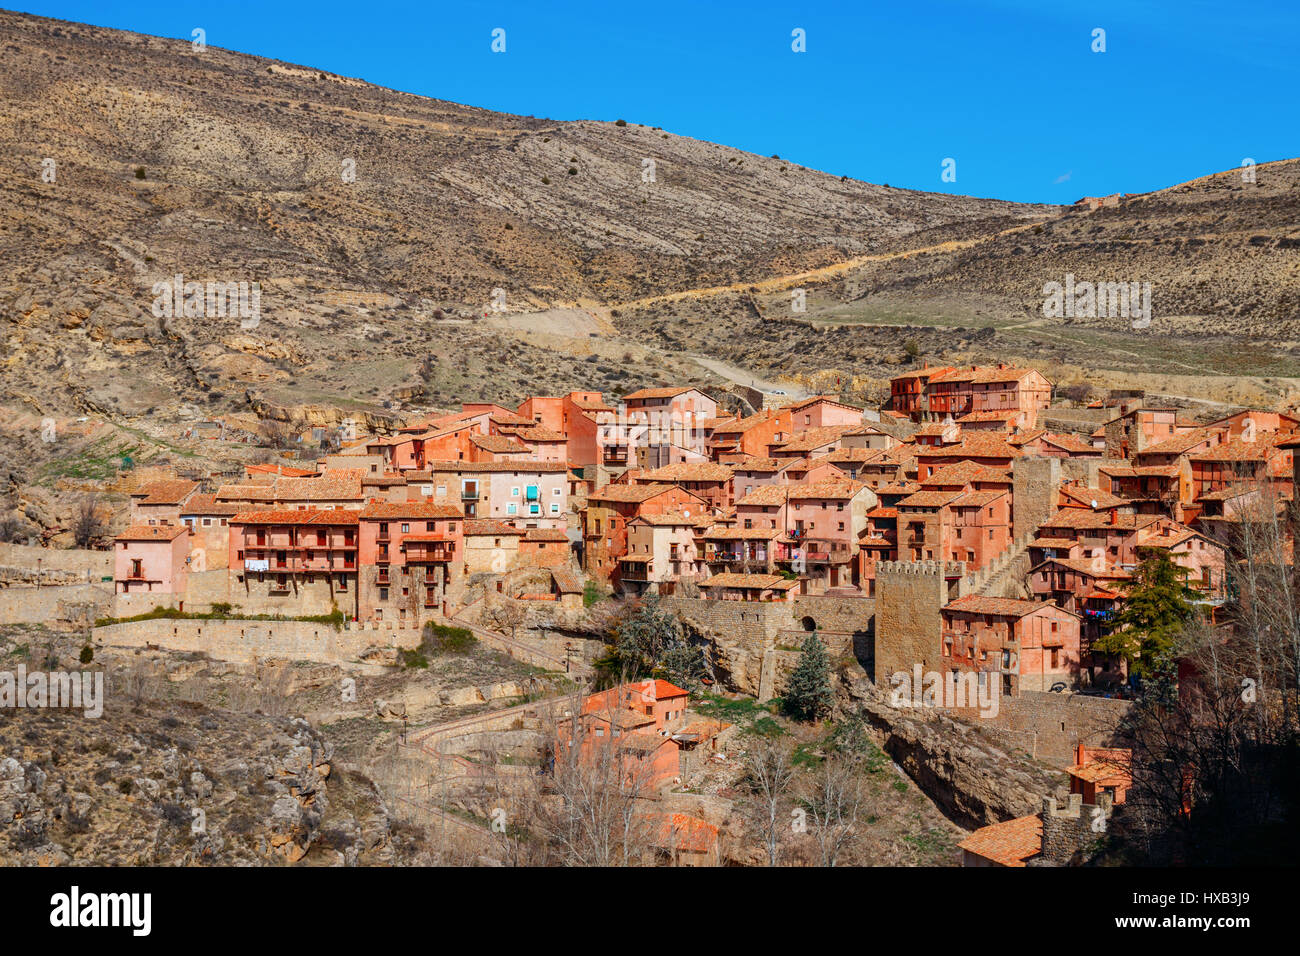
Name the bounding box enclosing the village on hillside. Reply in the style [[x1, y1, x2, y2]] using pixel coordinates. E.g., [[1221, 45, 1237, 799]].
[[4, 363, 1296, 867]]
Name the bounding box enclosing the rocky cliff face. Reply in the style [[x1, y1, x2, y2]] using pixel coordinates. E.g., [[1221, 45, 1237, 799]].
[[840, 675, 1064, 829], [0, 696, 403, 865]]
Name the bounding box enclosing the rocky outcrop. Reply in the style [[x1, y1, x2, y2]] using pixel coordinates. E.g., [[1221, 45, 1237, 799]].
[[840, 676, 1064, 829]]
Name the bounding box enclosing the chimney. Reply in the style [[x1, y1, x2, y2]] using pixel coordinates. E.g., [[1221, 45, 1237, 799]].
[[1109, 508, 1118, 525]]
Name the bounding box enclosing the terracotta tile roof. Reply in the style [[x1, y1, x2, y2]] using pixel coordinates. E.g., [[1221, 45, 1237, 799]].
[[588, 483, 695, 504], [622, 386, 702, 401], [700, 572, 799, 590], [944, 595, 1056, 618], [115, 524, 189, 542], [957, 814, 1042, 867], [550, 568, 584, 593], [470, 434, 530, 453], [1187, 437, 1275, 462], [639, 462, 734, 482], [1031, 537, 1078, 549], [769, 424, 856, 453], [1040, 432, 1099, 454], [787, 477, 868, 500], [950, 489, 1006, 508], [245, 463, 317, 477], [359, 502, 464, 520], [1040, 508, 1159, 531], [523, 528, 569, 542], [781, 395, 862, 414], [630, 511, 700, 526], [711, 411, 774, 434], [414, 460, 568, 474], [957, 410, 1021, 423], [1100, 464, 1181, 478], [230, 509, 360, 526], [180, 494, 242, 516], [1139, 428, 1219, 456], [729, 456, 790, 472], [1030, 557, 1133, 580], [511, 425, 567, 442], [915, 434, 1020, 460], [937, 365, 1049, 386], [892, 365, 954, 380], [1060, 485, 1125, 509], [899, 489, 964, 508], [736, 485, 792, 506], [133, 479, 199, 505], [819, 447, 887, 464], [702, 525, 782, 540], [487, 410, 537, 427], [922, 461, 1012, 487], [462, 519, 524, 536]]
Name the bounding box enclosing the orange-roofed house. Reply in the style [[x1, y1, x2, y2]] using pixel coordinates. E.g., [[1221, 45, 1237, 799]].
[[358, 502, 464, 623], [890, 365, 957, 418], [114, 525, 192, 597], [518, 391, 611, 467], [621, 512, 707, 595], [649, 812, 721, 866], [941, 595, 1083, 694], [1068, 745, 1131, 805], [698, 572, 799, 602], [583, 483, 709, 585], [128, 479, 200, 526], [519, 527, 572, 569], [558, 680, 692, 791], [924, 365, 1052, 425], [958, 814, 1043, 867], [228, 510, 361, 617], [627, 461, 734, 511]]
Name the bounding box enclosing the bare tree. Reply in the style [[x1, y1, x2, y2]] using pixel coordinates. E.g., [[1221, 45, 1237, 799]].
[[71, 495, 104, 548], [739, 736, 797, 866], [802, 753, 866, 866]]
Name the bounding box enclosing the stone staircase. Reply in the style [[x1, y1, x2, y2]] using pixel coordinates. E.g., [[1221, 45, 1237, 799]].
[[959, 531, 1035, 599]]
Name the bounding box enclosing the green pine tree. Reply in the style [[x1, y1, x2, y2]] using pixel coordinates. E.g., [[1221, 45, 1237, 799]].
[[1092, 549, 1196, 677], [784, 632, 834, 721]]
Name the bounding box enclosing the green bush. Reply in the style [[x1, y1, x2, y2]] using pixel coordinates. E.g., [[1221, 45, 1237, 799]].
[[421, 623, 477, 656], [79, 645, 94, 664]]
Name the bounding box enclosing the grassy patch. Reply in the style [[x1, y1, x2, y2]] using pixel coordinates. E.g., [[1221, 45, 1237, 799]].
[[421, 623, 477, 655]]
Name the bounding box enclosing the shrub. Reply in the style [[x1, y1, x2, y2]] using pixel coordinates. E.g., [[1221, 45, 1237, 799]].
[[615, 118, 627, 126], [421, 623, 477, 655], [134, 166, 146, 179], [79, 645, 93, 664]]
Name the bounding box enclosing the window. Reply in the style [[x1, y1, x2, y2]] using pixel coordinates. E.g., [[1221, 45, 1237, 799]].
[[511, 487, 521, 497], [379, 587, 389, 601], [436, 485, 446, 496], [401, 523, 409, 533], [507, 503, 517, 515], [550, 503, 560, 514], [552, 487, 562, 496], [202, 518, 212, 527]]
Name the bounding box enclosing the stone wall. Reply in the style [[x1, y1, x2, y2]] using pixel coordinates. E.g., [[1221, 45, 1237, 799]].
[[1032, 792, 1114, 866], [0, 583, 113, 625], [0, 543, 112, 576], [93, 618, 421, 665], [666, 597, 782, 699], [954, 690, 1130, 769], [667, 593, 876, 698], [873, 561, 960, 683], [1012, 456, 1062, 540]]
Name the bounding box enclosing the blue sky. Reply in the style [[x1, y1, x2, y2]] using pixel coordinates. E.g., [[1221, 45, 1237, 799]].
[[13, 0, 1298, 203]]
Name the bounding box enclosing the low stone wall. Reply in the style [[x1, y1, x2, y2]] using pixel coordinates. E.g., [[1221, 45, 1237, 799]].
[[93, 618, 421, 665], [955, 690, 1131, 769], [0, 543, 112, 576], [0, 583, 114, 625]]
